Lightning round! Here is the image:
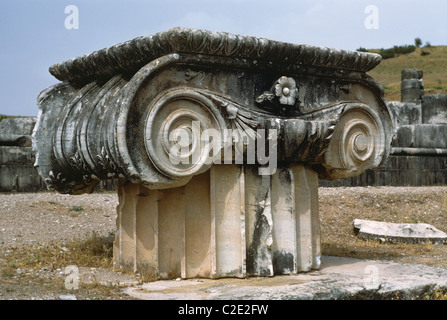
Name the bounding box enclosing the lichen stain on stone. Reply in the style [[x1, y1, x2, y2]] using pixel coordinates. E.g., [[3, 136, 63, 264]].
[[247, 216, 272, 273], [247, 185, 273, 276], [273, 250, 295, 274]]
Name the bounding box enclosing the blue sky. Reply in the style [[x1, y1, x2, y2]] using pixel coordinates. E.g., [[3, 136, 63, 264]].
[[1, 0, 446, 116]]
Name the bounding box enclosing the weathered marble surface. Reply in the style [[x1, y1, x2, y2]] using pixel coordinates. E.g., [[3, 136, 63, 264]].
[[0, 117, 35, 147], [33, 27, 393, 194], [113, 164, 320, 278], [353, 219, 447, 244], [0, 117, 46, 192], [48, 27, 382, 84], [34, 28, 393, 278]]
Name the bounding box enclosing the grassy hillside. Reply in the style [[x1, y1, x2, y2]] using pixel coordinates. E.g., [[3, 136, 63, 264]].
[[0, 114, 19, 122], [366, 46, 447, 101], [0, 114, 28, 122]]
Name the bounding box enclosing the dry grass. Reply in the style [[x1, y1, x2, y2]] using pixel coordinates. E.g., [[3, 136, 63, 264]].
[[367, 46, 447, 101], [429, 290, 447, 300], [0, 231, 128, 299], [0, 231, 113, 272]]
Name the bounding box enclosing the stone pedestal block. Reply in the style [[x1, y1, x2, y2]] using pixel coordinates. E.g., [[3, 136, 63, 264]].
[[113, 164, 319, 278]]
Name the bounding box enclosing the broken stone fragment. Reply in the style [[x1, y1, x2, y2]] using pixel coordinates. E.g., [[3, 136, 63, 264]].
[[353, 219, 447, 244]]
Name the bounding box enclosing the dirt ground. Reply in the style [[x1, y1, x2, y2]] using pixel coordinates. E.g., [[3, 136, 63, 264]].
[[319, 186, 447, 269], [0, 186, 446, 300]]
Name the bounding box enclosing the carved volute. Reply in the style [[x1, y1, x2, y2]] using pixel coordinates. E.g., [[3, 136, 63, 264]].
[[34, 27, 393, 194]]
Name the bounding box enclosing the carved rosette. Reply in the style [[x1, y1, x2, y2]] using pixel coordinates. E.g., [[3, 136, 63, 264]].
[[274, 76, 298, 105]]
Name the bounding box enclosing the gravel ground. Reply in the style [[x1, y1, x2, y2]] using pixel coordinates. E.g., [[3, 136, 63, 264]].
[[1, 186, 446, 300], [0, 191, 118, 248], [0, 191, 135, 300], [319, 186, 447, 269]]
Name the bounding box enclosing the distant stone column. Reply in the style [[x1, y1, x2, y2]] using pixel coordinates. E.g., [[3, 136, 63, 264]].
[[401, 69, 424, 103]]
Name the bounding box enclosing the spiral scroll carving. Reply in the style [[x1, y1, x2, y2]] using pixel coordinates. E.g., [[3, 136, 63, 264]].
[[144, 89, 227, 178], [340, 115, 376, 168], [322, 104, 386, 179]]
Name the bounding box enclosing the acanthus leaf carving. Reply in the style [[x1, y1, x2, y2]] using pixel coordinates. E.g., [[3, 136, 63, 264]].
[[255, 91, 275, 104], [44, 170, 77, 194], [96, 146, 119, 177], [69, 150, 89, 173], [68, 150, 100, 188], [204, 92, 261, 143], [44, 170, 65, 190]]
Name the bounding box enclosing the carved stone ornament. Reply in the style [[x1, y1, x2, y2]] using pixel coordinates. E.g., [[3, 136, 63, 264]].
[[33, 28, 394, 278], [275, 76, 298, 105]]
